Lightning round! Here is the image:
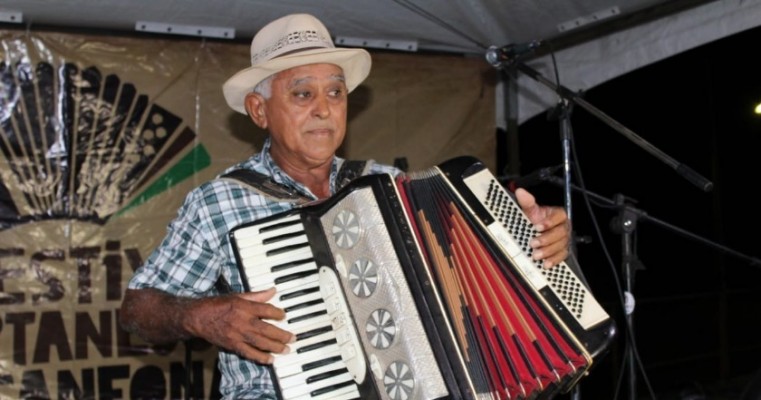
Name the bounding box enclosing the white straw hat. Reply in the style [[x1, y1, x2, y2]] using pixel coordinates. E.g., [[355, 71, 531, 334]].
[[222, 13, 372, 114]]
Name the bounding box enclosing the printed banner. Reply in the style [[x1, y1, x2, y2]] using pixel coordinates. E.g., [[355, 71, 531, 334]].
[[0, 29, 494, 399]]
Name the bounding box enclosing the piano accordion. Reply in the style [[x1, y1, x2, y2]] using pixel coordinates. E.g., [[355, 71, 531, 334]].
[[230, 156, 616, 400]]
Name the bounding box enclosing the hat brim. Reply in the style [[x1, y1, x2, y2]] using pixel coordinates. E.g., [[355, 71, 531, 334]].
[[222, 47, 371, 114]]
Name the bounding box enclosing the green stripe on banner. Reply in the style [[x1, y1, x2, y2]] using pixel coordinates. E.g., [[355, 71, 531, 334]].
[[116, 144, 211, 216]]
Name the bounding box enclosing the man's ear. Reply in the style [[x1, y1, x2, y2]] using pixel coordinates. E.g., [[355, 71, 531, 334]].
[[244, 92, 267, 129]]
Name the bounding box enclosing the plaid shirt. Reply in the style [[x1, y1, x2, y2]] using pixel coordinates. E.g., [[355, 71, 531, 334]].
[[127, 137, 401, 399]]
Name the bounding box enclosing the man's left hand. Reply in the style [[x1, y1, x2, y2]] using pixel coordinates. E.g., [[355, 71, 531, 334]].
[[514, 188, 570, 268]]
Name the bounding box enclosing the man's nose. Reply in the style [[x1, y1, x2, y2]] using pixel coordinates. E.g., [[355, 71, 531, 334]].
[[313, 96, 331, 118]]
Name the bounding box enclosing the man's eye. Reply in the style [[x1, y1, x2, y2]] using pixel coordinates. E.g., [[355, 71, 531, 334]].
[[295, 91, 311, 98]]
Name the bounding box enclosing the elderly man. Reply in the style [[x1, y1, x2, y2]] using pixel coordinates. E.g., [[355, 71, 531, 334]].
[[120, 13, 570, 399]]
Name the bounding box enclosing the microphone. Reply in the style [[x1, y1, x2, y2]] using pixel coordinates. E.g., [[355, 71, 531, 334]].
[[510, 164, 563, 188], [485, 40, 543, 68]]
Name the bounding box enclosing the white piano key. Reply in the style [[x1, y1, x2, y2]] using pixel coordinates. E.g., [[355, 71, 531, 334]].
[[234, 222, 305, 248], [273, 327, 335, 369], [284, 330, 336, 354], [277, 362, 343, 389], [295, 384, 360, 400], [280, 370, 355, 399], [274, 346, 342, 376], [274, 311, 331, 334], [272, 287, 323, 310], [232, 214, 302, 240], [292, 384, 359, 400], [274, 350, 337, 377], [282, 302, 328, 322], [237, 235, 309, 259], [238, 232, 308, 254], [242, 246, 314, 273], [266, 273, 320, 293], [280, 321, 335, 345], [249, 268, 320, 293], [245, 260, 318, 290]]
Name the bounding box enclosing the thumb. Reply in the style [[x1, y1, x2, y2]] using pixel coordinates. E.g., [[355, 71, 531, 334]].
[[515, 187, 548, 228], [515, 187, 538, 215]]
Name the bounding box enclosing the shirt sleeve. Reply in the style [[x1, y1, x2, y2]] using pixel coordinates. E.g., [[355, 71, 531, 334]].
[[126, 178, 291, 296]]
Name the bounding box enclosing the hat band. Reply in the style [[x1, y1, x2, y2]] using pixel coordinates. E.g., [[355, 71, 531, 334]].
[[252, 29, 333, 64], [269, 46, 326, 60]]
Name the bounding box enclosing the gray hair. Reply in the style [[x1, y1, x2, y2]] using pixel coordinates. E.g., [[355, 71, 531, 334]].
[[253, 75, 274, 99]]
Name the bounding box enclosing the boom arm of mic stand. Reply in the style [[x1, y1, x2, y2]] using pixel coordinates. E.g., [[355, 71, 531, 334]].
[[543, 175, 761, 267], [513, 62, 714, 192]]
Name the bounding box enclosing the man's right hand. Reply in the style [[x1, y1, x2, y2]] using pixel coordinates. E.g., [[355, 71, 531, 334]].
[[186, 287, 295, 364], [120, 287, 294, 364]]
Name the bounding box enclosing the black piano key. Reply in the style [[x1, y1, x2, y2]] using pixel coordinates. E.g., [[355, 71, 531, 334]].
[[259, 218, 302, 233], [310, 378, 356, 397], [266, 242, 310, 257], [297, 338, 338, 354], [288, 310, 328, 324], [303, 355, 342, 372], [284, 298, 324, 313], [272, 257, 315, 272], [263, 230, 306, 245], [280, 286, 320, 302], [296, 325, 333, 341], [306, 367, 350, 384], [274, 269, 318, 285]]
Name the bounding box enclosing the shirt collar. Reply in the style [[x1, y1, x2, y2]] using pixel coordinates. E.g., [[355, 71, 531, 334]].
[[257, 137, 343, 199]]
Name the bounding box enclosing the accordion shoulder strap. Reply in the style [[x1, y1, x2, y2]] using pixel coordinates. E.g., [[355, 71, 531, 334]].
[[218, 158, 374, 203], [335, 159, 375, 191], [218, 169, 308, 203]]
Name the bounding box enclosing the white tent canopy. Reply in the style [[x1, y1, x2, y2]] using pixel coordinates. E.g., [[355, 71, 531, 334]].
[[510, 0, 761, 125], [4, 0, 760, 124]]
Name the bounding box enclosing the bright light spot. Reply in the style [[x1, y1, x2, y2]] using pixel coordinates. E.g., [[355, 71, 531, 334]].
[[755, 102, 761, 115]]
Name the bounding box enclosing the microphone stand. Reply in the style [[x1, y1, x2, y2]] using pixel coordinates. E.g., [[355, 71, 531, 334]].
[[611, 193, 642, 400], [490, 53, 714, 400], [551, 96, 583, 400], [540, 175, 761, 400]]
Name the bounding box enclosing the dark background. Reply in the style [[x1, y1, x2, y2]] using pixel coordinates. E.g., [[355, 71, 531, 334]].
[[505, 24, 761, 400]]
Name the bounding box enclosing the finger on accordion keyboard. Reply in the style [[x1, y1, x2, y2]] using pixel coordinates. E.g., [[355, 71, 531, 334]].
[[284, 329, 335, 354], [272, 287, 323, 310], [279, 299, 327, 321], [273, 309, 330, 333]]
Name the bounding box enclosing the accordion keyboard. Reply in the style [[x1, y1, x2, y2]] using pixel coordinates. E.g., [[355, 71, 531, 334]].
[[459, 167, 610, 330], [232, 214, 364, 400], [231, 184, 450, 400]]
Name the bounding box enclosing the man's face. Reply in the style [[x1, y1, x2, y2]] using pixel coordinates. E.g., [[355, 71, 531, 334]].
[[261, 63, 348, 171]]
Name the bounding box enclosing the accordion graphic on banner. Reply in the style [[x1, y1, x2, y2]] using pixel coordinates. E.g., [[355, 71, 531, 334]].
[[230, 156, 617, 400]]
